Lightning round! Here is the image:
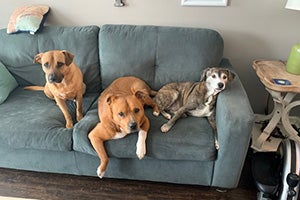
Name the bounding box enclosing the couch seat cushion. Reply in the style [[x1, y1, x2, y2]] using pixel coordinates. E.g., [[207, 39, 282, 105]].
[[73, 106, 217, 161], [0, 87, 98, 151]]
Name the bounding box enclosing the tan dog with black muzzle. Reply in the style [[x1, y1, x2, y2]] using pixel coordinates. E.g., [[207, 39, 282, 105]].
[[88, 76, 158, 178], [24, 50, 86, 128]]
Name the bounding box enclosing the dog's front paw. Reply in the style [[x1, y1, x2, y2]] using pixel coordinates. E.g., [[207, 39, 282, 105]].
[[136, 143, 146, 160], [161, 123, 171, 133], [97, 166, 105, 179], [77, 113, 83, 122], [153, 111, 160, 117], [215, 141, 219, 150], [161, 111, 172, 120], [66, 121, 74, 129]]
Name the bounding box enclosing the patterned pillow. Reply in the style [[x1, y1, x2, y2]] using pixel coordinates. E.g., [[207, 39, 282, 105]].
[[0, 61, 18, 104], [7, 5, 50, 35]]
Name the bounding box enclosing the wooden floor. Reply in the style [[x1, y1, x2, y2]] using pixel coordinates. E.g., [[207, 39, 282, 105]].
[[0, 167, 257, 200]]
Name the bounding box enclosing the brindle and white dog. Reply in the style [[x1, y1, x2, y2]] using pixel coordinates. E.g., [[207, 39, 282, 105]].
[[153, 67, 235, 149]]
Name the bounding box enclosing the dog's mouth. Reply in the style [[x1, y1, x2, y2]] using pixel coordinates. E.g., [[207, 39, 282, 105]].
[[119, 122, 139, 133]]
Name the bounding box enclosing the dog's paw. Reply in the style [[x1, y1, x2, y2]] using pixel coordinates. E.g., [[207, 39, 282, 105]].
[[161, 111, 172, 120], [77, 113, 83, 122], [97, 166, 105, 179], [136, 143, 146, 160], [215, 141, 219, 150], [161, 124, 171, 133], [66, 122, 73, 129], [153, 111, 159, 117], [165, 114, 172, 120]]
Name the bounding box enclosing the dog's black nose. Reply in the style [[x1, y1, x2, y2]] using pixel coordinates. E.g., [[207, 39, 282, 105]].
[[48, 74, 56, 83], [129, 122, 137, 131], [218, 82, 224, 89], [48, 73, 63, 83]]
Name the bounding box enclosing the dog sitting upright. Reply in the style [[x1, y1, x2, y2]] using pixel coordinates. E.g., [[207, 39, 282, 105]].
[[88, 76, 158, 178], [153, 67, 235, 149], [24, 50, 86, 128]]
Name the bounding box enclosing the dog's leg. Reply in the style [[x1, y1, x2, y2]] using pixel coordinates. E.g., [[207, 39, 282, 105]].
[[207, 114, 219, 150], [161, 107, 187, 133], [136, 117, 150, 159], [161, 111, 172, 120], [153, 89, 179, 118], [136, 130, 147, 159], [135, 90, 160, 116], [88, 123, 110, 178], [143, 95, 160, 116], [54, 97, 73, 128], [75, 92, 84, 122], [44, 84, 55, 100]]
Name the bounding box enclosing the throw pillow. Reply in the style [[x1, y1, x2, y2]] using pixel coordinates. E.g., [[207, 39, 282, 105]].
[[7, 5, 50, 35], [0, 62, 18, 104]]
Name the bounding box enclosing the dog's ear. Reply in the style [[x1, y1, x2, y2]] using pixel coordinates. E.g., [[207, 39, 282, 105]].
[[200, 68, 211, 82], [135, 90, 148, 100], [61, 50, 74, 66], [227, 70, 235, 81], [106, 95, 118, 105], [33, 53, 43, 64]]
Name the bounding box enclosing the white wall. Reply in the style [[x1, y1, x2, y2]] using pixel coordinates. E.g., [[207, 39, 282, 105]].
[[1, 0, 299, 114]]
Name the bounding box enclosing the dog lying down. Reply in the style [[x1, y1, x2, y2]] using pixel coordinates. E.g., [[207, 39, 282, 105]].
[[153, 67, 235, 150], [89, 76, 158, 178]]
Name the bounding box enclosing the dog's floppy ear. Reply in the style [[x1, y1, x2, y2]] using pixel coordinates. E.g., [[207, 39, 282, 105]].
[[33, 53, 43, 64], [106, 95, 118, 105], [61, 50, 74, 66], [200, 68, 211, 82], [226, 70, 235, 81], [135, 90, 148, 101], [135, 90, 152, 106]]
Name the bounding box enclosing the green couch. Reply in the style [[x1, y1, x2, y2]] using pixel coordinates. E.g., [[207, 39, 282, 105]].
[[0, 24, 254, 188]]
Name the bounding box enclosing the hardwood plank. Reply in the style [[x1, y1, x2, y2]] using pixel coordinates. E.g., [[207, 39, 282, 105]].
[[0, 168, 257, 200]]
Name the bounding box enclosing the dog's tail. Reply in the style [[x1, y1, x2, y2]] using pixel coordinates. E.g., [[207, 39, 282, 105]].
[[24, 86, 45, 91]]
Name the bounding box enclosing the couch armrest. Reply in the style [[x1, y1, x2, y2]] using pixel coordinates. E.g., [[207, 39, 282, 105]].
[[211, 66, 254, 188]]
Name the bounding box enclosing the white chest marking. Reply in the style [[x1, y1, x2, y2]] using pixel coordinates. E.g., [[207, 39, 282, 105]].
[[112, 131, 128, 139], [188, 95, 214, 117], [188, 105, 212, 117], [59, 93, 67, 99]]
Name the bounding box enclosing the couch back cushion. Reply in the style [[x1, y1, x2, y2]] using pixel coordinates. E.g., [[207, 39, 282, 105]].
[[0, 26, 101, 93], [99, 24, 224, 90]]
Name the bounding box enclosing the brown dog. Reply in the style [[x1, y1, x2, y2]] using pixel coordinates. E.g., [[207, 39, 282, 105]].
[[88, 76, 158, 178], [153, 67, 235, 149], [24, 50, 86, 128]]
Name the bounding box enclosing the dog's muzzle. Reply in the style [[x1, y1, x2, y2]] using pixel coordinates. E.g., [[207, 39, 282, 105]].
[[48, 73, 64, 83], [128, 121, 138, 132], [217, 82, 224, 90]]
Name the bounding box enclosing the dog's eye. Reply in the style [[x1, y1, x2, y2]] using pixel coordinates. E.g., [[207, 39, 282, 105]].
[[57, 62, 64, 68], [118, 112, 125, 117], [134, 108, 140, 113], [223, 75, 227, 80], [44, 62, 49, 68], [212, 74, 216, 78]]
